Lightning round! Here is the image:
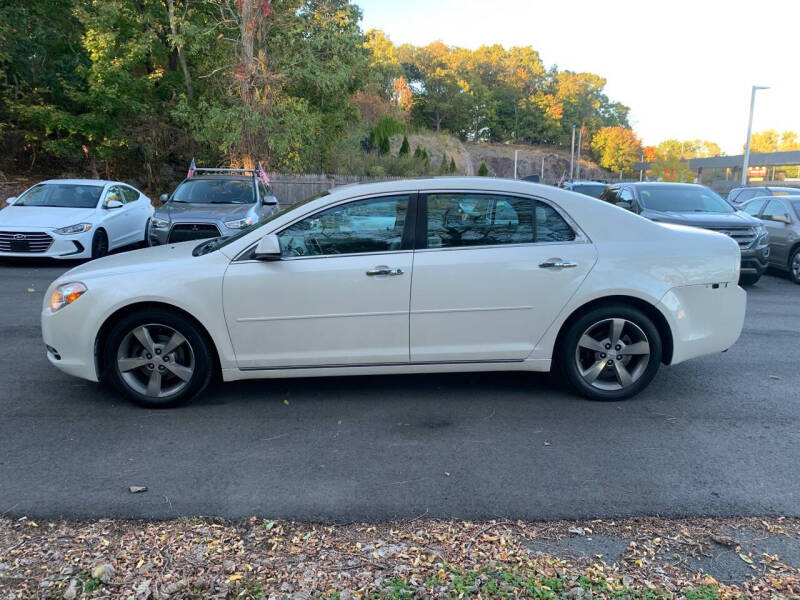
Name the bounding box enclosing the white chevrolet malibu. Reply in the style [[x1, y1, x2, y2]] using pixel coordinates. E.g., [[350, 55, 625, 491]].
[[42, 178, 746, 407], [2, 179, 153, 259]]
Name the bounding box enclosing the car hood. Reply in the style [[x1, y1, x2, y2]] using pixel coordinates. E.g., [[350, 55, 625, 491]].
[[0, 206, 98, 229], [640, 209, 759, 228], [61, 240, 200, 280], [156, 202, 253, 222]]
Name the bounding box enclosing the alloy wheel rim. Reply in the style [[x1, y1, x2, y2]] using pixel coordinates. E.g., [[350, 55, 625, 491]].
[[116, 324, 195, 398], [575, 318, 651, 391]]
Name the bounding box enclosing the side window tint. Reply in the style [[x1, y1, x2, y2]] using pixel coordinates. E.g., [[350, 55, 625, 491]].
[[617, 188, 635, 209], [762, 199, 789, 219], [535, 201, 576, 242], [278, 195, 410, 257], [743, 199, 765, 216], [601, 189, 620, 205], [121, 186, 139, 203], [425, 193, 533, 248]]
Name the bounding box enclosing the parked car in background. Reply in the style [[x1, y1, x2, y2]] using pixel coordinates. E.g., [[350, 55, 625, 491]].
[[148, 167, 280, 246], [42, 177, 745, 407], [726, 185, 799, 206], [741, 195, 800, 284], [562, 180, 608, 198], [1, 179, 153, 259], [599, 182, 770, 285]]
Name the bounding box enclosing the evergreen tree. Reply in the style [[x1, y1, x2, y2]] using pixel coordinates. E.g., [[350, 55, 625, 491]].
[[399, 135, 410, 156], [439, 153, 449, 174], [449, 156, 457, 173], [478, 161, 489, 176]]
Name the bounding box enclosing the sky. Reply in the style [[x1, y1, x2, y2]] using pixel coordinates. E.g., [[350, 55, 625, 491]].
[[357, 0, 800, 155]]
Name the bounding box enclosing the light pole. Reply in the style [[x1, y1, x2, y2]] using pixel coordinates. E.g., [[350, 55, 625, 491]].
[[514, 149, 520, 179], [569, 125, 575, 180], [741, 85, 769, 185]]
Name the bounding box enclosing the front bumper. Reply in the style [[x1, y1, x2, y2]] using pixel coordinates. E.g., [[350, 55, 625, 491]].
[[41, 289, 101, 382], [739, 244, 770, 276], [148, 220, 242, 246], [0, 228, 93, 259], [658, 282, 746, 365]]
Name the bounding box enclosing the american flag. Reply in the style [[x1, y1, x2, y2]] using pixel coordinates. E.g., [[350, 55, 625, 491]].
[[558, 172, 566, 187], [187, 158, 196, 178], [257, 162, 270, 185]]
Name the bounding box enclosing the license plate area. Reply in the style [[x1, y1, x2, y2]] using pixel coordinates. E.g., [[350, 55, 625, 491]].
[[10, 240, 29, 252]]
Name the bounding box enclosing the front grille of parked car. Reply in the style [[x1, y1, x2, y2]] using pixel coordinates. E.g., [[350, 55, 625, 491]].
[[0, 231, 54, 253], [168, 223, 221, 243], [707, 227, 757, 248]]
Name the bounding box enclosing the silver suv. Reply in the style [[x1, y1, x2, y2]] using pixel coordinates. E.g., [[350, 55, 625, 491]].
[[148, 168, 279, 246]]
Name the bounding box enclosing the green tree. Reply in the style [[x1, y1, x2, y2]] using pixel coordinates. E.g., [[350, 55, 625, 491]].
[[449, 156, 457, 173], [478, 161, 489, 176], [398, 135, 410, 156]]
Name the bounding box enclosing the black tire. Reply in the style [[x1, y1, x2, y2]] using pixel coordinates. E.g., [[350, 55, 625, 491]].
[[102, 308, 213, 408], [91, 229, 109, 259], [739, 273, 761, 286], [558, 305, 662, 401], [790, 246, 800, 285], [143, 218, 151, 246]]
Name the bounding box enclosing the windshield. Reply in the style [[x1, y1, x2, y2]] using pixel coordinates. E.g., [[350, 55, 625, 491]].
[[14, 183, 103, 208], [638, 186, 733, 213], [171, 179, 255, 204], [194, 191, 330, 256], [572, 184, 606, 198]]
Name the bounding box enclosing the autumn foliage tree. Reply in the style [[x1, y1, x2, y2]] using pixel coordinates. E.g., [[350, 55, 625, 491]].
[[590, 127, 642, 174]]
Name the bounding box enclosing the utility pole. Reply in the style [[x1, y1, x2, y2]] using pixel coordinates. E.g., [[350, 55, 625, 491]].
[[541, 156, 544, 180], [741, 85, 770, 185], [513, 149, 520, 179], [569, 126, 575, 180], [575, 125, 583, 181], [640, 153, 644, 181]]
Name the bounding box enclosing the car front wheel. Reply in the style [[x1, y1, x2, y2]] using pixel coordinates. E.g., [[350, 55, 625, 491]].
[[790, 247, 800, 284], [559, 305, 662, 401], [103, 309, 213, 407]]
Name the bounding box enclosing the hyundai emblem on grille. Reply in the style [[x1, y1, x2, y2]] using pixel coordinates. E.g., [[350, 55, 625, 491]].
[[13, 234, 26, 240]]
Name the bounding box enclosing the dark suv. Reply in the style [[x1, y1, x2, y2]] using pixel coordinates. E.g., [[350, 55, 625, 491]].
[[726, 185, 799, 206], [600, 182, 770, 285]]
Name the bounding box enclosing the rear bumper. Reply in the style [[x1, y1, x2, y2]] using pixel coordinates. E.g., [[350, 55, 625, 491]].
[[658, 283, 746, 365]]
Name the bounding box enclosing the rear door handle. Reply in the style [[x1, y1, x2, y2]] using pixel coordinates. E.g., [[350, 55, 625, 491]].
[[366, 265, 404, 276], [539, 259, 577, 269]]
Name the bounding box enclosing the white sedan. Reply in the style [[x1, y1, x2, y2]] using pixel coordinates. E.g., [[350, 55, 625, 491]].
[[41, 177, 746, 406], [2, 179, 153, 259]]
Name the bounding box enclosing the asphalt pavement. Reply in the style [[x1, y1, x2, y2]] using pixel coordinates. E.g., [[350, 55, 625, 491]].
[[0, 257, 798, 522]]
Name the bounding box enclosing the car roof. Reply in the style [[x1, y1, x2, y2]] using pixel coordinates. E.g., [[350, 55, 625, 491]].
[[40, 179, 112, 187], [185, 175, 255, 182], [570, 181, 607, 185]]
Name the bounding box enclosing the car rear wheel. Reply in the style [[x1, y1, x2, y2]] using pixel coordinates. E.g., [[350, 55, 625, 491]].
[[91, 229, 108, 259], [790, 247, 800, 284], [559, 305, 662, 401], [103, 309, 213, 407]]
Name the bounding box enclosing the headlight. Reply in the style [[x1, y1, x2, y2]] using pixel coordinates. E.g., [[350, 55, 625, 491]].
[[754, 225, 769, 245], [54, 223, 92, 235], [151, 217, 170, 229], [50, 282, 87, 312], [224, 216, 254, 229]]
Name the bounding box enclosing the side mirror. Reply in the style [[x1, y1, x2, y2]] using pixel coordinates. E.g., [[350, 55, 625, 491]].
[[263, 195, 279, 206], [105, 199, 123, 209], [159, 193, 169, 203], [253, 233, 282, 261], [5, 196, 16, 206], [617, 200, 633, 211]]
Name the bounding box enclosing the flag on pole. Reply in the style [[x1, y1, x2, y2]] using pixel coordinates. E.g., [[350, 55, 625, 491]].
[[558, 171, 566, 187], [187, 158, 196, 178], [257, 162, 270, 185]]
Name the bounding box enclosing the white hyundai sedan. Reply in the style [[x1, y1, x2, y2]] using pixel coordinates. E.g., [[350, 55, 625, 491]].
[[41, 177, 746, 406], [2, 179, 153, 259]]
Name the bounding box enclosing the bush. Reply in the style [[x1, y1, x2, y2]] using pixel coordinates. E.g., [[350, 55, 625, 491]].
[[399, 136, 410, 156], [478, 161, 489, 176]]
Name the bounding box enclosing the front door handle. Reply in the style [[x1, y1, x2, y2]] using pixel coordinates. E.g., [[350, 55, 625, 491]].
[[539, 259, 577, 269], [366, 265, 404, 276]]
